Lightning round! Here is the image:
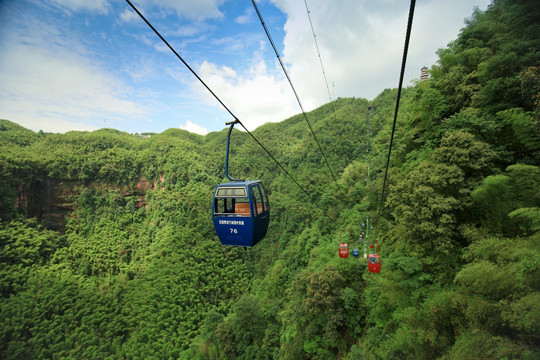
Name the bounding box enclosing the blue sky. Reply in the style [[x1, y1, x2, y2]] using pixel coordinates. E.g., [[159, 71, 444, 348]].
[[0, 0, 491, 135]]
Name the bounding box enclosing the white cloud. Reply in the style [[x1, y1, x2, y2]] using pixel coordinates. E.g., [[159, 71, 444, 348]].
[[171, 24, 207, 37], [141, 0, 225, 21], [9, 113, 100, 133], [179, 120, 208, 135], [122, 57, 159, 83], [119, 8, 139, 23], [46, 0, 109, 14], [194, 58, 299, 131], [0, 13, 148, 133], [0, 41, 147, 132], [183, 0, 492, 133], [0, 0, 494, 135], [269, 0, 491, 103], [273, 0, 411, 102], [235, 7, 253, 24]]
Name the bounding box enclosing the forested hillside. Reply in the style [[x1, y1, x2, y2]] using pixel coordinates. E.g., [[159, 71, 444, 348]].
[[1, 0, 539, 359]]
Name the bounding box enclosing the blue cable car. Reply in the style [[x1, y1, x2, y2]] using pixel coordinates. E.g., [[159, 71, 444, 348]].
[[212, 120, 270, 247], [353, 248, 359, 257]]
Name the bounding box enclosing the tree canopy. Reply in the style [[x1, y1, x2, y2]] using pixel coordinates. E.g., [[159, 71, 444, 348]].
[[1, 0, 539, 358]]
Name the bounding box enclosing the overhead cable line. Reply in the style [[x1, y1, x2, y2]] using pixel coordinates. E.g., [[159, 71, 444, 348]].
[[303, 0, 341, 160], [251, 0, 343, 196], [378, 0, 416, 215], [303, 0, 332, 103], [124, 0, 322, 210]]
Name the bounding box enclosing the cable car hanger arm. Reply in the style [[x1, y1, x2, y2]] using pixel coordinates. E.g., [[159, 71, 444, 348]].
[[225, 120, 244, 182]]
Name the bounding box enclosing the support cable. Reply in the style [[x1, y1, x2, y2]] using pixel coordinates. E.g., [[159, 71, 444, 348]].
[[125, 0, 322, 210], [378, 0, 416, 215], [303, 0, 332, 103], [303, 0, 342, 173], [251, 0, 343, 196]]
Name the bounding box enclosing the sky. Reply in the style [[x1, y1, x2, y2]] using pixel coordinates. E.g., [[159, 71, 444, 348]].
[[0, 0, 492, 135]]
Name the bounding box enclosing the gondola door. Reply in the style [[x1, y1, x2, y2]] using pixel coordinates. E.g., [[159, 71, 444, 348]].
[[249, 182, 270, 243]]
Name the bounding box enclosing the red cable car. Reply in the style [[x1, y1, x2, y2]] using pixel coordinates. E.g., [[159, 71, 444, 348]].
[[368, 253, 381, 273], [339, 243, 349, 258]]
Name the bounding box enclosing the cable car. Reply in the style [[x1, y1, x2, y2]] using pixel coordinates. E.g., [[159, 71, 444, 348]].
[[212, 120, 270, 247], [368, 253, 381, 273], [353, 248, 359, 257], [339, 243, 349, 258]]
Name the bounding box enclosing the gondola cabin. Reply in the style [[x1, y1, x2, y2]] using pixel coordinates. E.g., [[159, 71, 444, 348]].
[[339, 243, 349, 258], [212, 180, 270, 247], [368, 254, 381, 273], [353, 248, 359, 257]]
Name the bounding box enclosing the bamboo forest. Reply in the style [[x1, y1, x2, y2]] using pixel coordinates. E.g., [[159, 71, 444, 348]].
[[1, 0, 539, 359]]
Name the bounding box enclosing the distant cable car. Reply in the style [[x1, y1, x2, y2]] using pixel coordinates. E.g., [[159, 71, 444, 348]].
[[353, 248, 359, 257], [212, 120, 270, 247], [368, 254, 381, 273], [339, 243, 349, 258]]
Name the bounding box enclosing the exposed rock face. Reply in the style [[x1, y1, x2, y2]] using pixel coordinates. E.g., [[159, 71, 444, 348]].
[[13, 175, 161, 232], [13, 178, 76, 231]]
